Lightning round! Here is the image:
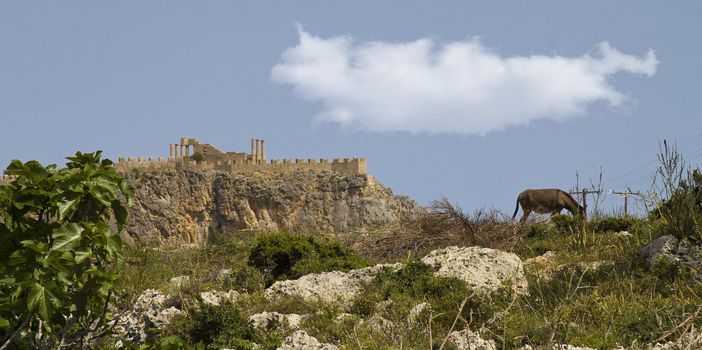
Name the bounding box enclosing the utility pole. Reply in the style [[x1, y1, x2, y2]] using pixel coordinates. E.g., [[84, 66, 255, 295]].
[[612, 190, 641, 216], [570, 189, 602, 221]]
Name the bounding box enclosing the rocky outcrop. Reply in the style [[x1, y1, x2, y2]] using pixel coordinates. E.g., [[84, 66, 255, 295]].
[[113, 289, 183, 344], [248, 311, 305, 331], [421, 246, 528, 295], [276, 331, 338, 350], [200, 290, 239, 306], [640, 235, 702, 273], [446, 329, 497, 350], [265, 263, 402, 305], [121, 168, 422, 245]]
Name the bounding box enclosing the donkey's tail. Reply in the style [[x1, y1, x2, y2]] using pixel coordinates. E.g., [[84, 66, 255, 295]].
[[512, 200, 520, 219]]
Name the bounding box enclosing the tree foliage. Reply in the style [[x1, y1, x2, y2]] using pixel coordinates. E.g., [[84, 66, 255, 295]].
[[0, 151, 133, 349]]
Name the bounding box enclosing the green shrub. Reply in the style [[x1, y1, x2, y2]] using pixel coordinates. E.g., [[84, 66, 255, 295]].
[[352, 261, 510, 338], [588, 216, 636, 233], [121, 335, 205, 350], [165, 302, 279, 350], [525, 223, 549, 238], [651, 170, 702, 243], [550, 214, 581, 234], [248, 232, 368, 286]]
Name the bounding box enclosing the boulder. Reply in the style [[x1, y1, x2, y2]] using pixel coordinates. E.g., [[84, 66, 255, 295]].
[[408, 302, 430, 324], [276, 330, 338, 350], [640, 235, 702, 271], [551, 345, 596, 350], [421, 246, 528, 295], [265, 263, 403, 305], [200, 290, 239, 306], [249, 311, 305, 331], [446, 329, 496, 350], [113, 289, 183, 344], [169, 275, 191, 288]]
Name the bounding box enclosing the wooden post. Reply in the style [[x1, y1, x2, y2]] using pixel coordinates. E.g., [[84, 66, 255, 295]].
[[613, 190, 641, 216], [570, 189, 602, 221]]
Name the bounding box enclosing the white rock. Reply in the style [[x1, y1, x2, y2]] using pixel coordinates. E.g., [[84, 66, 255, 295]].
[[276, 330, 338, 350], [265, 263, 403, 305], [408, 302, 430, 324], [446, 329, 496, 350], [200, 290, 239, 306], [641, 235, 683, 265], [366, 315, 394, 334], [552, 345, 596, 350], [615, 230, 632, 237], [216, 268, 233, 281], [524, 251, 556, 266], [113, 289, 182, 345], [248, 311, 305, 330], [151, 306, 184, 328], [640, 235, 702, 270], [169, 275, 191, 288], [421, 246, 528, 295]]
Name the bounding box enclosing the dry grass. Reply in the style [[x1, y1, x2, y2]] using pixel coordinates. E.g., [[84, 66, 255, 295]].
[[343, 197, 519, 262]]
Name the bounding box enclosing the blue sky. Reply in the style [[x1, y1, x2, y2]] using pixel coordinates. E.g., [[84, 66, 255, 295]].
[[2, 1, 701, 215]]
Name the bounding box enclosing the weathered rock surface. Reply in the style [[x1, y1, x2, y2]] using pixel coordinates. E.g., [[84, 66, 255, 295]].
[[446, 329, 497, 350], [121, 168, 422, 245], [248, 311, 305, 331], [265, 263, 403, 305], [640, 235, 702, 272], [421, 246, 528, 295], [551, 345, 596, 350], [200, 289, 239, 306], [113, 289, 182, 344], [276, 330, 338, 350]]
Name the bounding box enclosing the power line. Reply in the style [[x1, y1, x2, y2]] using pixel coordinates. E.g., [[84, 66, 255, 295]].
[[602, 132, 702, 187]]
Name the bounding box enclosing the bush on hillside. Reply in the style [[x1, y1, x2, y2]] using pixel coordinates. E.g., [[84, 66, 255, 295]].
[[351, 261, 511, 344], [652, 169, 702, 243], [588, 216, 636, 233], [550, 214, 581, 234], [248, 232, 368, 286], [164, 302, 278, 350]]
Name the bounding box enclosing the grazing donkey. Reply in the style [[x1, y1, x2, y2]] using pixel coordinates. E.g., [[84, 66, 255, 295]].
[[512, 188, 584, 223]]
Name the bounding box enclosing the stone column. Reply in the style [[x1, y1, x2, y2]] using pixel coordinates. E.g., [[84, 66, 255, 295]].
[[261, 140, 265, 161], [185, 145, 190, 157], [180, 144, 185, 159], [169, 144, 174, 160], [251, 139, 256, 163], [175, 144, 180, 159], [254, 139, 260, 163]]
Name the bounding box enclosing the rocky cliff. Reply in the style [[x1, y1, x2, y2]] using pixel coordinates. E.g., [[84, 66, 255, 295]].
[[120, 168, 422, 245]]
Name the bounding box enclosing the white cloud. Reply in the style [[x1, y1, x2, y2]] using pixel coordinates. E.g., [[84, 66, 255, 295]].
[[271, 26, 658, 135]]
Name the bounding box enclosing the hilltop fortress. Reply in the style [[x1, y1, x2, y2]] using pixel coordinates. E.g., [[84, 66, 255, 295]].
[[115, 138, 367, 176]]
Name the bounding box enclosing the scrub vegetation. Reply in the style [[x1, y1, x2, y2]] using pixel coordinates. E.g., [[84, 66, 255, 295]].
[[2, 143, 702, 349]]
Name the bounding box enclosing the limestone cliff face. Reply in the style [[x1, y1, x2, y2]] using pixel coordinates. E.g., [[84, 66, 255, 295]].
[[121, 168, 422, 245]]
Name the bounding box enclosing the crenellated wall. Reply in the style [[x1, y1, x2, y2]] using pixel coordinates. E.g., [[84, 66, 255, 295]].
[[114, 138, 367, 176], [114, 157, 367, 176]]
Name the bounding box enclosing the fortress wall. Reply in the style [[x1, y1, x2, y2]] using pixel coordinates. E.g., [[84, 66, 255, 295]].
[[180, 157, 367, 175], [115, 157, 177, 172], [116, 138, 366, 176]]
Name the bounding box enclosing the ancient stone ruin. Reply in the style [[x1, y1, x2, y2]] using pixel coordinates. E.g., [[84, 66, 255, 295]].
[[115, 138, 367, 176]]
